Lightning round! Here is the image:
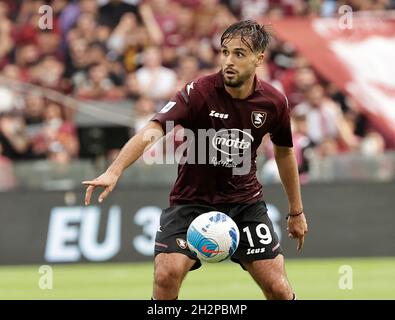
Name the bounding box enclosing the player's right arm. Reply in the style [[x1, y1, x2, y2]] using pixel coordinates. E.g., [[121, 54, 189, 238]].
[[83, 80, 197, 205], [82, 120, 164, 205]]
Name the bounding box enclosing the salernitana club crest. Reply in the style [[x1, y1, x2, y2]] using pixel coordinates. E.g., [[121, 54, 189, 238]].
[[176, 238, 188, 249], [251, 111, 267, 128]]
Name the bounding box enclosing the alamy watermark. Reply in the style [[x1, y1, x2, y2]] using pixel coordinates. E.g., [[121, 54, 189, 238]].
[[338, 265, 353, 290], [38, 5, 53, 30], [338, 5, 353, 30], [38, 265, 53, 290], [141, 121, 253, 175]]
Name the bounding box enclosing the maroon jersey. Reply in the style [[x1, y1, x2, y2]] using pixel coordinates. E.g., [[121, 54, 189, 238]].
[[152, 71, 292, 206]]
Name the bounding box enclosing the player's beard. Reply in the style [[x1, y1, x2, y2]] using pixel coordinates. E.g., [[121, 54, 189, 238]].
[[222, 69, 252, 88]]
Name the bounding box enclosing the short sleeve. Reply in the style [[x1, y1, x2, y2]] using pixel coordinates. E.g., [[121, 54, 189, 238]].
[[151, 82, 198, 133], [269, 95, 293, 147]]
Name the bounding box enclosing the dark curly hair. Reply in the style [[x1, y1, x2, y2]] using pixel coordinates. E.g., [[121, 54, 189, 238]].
[[221, 20, 271, 53]]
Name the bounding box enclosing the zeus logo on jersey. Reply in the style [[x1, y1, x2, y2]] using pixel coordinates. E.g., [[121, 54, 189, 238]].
[[209, 110, 229, 119], [186, 82, 194, 95]]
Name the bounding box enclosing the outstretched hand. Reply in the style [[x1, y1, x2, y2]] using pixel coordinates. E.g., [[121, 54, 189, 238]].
[[82, 171, 120, 205], [287, 213, 308, 251]]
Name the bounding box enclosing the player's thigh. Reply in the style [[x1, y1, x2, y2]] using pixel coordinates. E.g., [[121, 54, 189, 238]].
[[231, 201, 282, 265], [154, 252, 196, 283], [241, 254, 289, 289], [155, 204, 215, 270]]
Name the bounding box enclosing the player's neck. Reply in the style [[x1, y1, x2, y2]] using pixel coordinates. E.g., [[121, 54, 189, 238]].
[[224, 75, 255, 100]]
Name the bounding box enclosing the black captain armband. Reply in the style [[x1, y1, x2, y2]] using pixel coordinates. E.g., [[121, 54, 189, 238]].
[[285, 210, 304, 220]]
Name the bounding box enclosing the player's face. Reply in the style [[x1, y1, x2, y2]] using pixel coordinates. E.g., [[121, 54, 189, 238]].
[[220, 37, 264, 87]]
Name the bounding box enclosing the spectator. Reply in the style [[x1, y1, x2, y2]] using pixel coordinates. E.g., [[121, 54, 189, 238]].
[[0, 65, 23, 113], [36, 30, 63, 60], [256, 62, 284, 93], [0, 141, 16, 190], [124, 73, 142, 100], [30, 55, 67, 92], [1, 64, 22, 81], [59, 0, 98, 49], [175, 55, 200, 90], [293, 84, 359, 152], [68, 12, 98, 44], [0, 2, 13, 69], [65, 38, 90, 81], [195, 38, 216, 69], [194, 0, 237, 49], [139, 0, 180, 46], [23, 93, 45, 144], [131, 96, 156, 134], [99, 0, 139, 29], [13, 0, 43, 46], [76, 63, 124, 100], [290, 111, 315, 182], [0, 86, 16, 114], [359, 131, 386, 156], [235, 0, 269, 21], [277, 55, 317, 108], [31, 102, 79, 162], [107, 12, 140, 55], [80, 0, 100, 15], [0, 112, 31, 160], [14, 43, 40, 81], [342, 98, 386, 156], [135, 46, 177, 103], [87, 42, 107, 65], [107, 12, 149, 72]]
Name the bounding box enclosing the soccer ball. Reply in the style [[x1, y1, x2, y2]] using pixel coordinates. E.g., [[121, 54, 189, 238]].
[[186, 211, 240, 263]]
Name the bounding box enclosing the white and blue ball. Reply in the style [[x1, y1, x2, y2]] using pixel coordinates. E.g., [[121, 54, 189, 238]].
[[186, 211, 240, 263]]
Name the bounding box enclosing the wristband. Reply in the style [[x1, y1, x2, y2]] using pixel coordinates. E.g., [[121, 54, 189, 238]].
[[286, 210, 304, 220]]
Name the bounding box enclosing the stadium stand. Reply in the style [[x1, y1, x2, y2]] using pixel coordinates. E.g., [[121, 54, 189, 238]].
[[0, 0, 394, 190]]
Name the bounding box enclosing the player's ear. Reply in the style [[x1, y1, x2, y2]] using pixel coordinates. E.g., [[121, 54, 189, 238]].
[[255, 52, 265, 67]]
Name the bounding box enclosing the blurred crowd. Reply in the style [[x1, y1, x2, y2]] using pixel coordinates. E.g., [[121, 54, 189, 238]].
[[0, 0, 394, 189]]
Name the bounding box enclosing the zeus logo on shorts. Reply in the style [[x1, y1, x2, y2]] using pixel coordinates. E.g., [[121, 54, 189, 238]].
[[246, 248, 265, 255]]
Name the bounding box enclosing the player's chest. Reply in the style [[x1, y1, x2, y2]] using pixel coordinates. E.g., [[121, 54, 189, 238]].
[[195, 98, 274, 136]]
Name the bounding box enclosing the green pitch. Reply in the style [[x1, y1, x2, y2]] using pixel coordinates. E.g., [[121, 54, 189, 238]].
[[0, 257, 394, 299]]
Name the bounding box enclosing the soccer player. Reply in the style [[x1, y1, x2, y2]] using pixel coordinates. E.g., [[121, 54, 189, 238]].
[[83, 20, 308, 300]]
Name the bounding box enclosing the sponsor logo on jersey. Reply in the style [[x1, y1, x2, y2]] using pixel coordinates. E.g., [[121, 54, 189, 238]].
[[209, 110, 229, 119], [212, 129, 254, 156], [176, 238, 188, 249], [251, 111, 267, 128]]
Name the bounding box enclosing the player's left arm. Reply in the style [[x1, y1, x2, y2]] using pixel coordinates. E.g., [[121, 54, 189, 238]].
[[274, 145, 308, 251]]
